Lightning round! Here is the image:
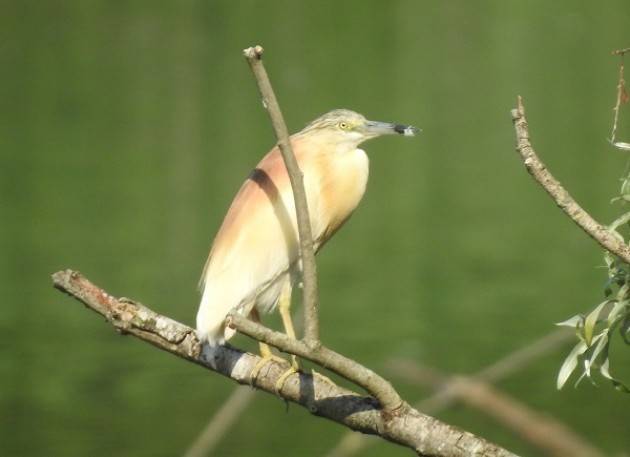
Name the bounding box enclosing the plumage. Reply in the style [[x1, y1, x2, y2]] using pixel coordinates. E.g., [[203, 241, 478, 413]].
[[196, 109, 418, 345]]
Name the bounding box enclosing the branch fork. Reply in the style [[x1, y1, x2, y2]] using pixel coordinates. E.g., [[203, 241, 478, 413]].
[[53, 269, 515, 457], [243, 45, 320, 345], [238, 45, 405, 409], [49, 45, 522, 456]]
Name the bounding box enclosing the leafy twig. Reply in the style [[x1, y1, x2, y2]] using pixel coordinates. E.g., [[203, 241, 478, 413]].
[[512, 89, 630, 391]]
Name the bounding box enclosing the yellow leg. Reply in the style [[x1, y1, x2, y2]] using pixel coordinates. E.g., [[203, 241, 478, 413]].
[[249, 310, 287, 386], [275, 282, 300, 393], [258, 341, 273, 358]]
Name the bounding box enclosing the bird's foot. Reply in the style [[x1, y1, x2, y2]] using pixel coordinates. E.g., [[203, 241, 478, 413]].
[[274, 355, 300, 394], [249, 344, 289, 387]]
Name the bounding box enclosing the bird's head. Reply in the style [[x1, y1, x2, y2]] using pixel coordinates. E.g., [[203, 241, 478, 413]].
[[297, 109, 420, 149]]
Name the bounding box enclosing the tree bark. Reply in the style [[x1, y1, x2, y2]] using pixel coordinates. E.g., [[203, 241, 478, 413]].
[[52, 269, 517, 457], [511, 96, 630, 263]]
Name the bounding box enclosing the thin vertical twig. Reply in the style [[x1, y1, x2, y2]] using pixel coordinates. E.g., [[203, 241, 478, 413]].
[[242, 45, 320, 345], [610, 50, 627, 144]]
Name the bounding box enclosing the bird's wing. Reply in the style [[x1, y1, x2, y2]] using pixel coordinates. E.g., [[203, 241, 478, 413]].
[[199, 144, 300, 294]]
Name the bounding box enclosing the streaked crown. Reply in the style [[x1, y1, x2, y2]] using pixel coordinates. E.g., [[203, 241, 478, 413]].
[[299, 109, 367, 134]]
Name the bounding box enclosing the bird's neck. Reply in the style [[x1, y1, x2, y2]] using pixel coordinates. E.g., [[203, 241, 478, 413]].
[[292, 137, 359, 156], [293, 134, 362, 157]]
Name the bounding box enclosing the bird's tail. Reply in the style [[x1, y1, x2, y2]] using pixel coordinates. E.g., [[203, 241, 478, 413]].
[[196, 286, 237, 346]]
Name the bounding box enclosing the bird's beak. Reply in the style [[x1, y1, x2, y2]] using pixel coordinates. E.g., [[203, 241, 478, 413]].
[[364, 120, 421, 138]]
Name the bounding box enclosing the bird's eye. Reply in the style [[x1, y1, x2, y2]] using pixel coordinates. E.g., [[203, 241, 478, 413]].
[[339, 122, 349, 130]]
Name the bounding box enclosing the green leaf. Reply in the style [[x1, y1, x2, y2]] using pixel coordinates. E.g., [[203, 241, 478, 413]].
[[600, 358, 630, 393], [604, 251, 615, 269], [608, 300, 628, 326], [584, 332, 608, 378], [555, 315, 583, 328], [557, 340, 588, 390], [616, 283, 630, 301], [620, 315, 630, 345], [609, 211, 630, 234], [584, 301, 609, 345], [573, 370, 589, 388]]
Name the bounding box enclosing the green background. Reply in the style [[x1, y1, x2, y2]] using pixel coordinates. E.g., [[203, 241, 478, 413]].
[[3, 1, 630, 456]]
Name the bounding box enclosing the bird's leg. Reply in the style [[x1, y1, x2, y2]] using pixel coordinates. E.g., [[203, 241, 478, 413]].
[[248, 307, 288, 386], [275, 283, 336, 390], [277, 282, 299, 368], [274, 282, 300, 393]]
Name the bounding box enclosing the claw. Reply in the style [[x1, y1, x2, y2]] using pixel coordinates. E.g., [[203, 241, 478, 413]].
[[275, 366, 299, 393], [250, 353, 287, 386], [275, 354, 301, 393]]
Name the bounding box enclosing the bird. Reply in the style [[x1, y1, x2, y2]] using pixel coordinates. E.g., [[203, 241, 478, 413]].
[[196, 109, 419, 372]]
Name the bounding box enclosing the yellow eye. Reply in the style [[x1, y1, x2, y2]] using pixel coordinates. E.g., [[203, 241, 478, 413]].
[[339, 122, 349, 130]]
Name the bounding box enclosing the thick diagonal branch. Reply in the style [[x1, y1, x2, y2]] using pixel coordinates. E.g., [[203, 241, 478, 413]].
[[391, 366, 604, 457], [52, 269, 516, 457], [326, 329, 574, 457], [243, 45, 320, 344], [511, 96, 630, 263]]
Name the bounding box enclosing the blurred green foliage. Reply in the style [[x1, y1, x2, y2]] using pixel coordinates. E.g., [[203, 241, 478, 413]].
[[2, 1, 630, 456], [557, 170, 630, 392]]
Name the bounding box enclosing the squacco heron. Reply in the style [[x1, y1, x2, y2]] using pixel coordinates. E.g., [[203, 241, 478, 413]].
[[196, 109, 418, 366]]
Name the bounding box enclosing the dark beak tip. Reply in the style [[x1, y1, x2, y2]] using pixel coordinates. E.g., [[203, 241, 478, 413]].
[[394, 124, 421, 137]]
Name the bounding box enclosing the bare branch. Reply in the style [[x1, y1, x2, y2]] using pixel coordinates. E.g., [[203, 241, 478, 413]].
[[511, 96, 630, 263], [226, 311, 403, 411], [612, 47, 630, 56], [473, 328, 573, 382], [242, 45, 320, 344], [454, 379, 603, 457], [610, 53, 627, 144], [394, 367, 604, 457], [52, 269, 517, 457], [326, 329, 573, 457]]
